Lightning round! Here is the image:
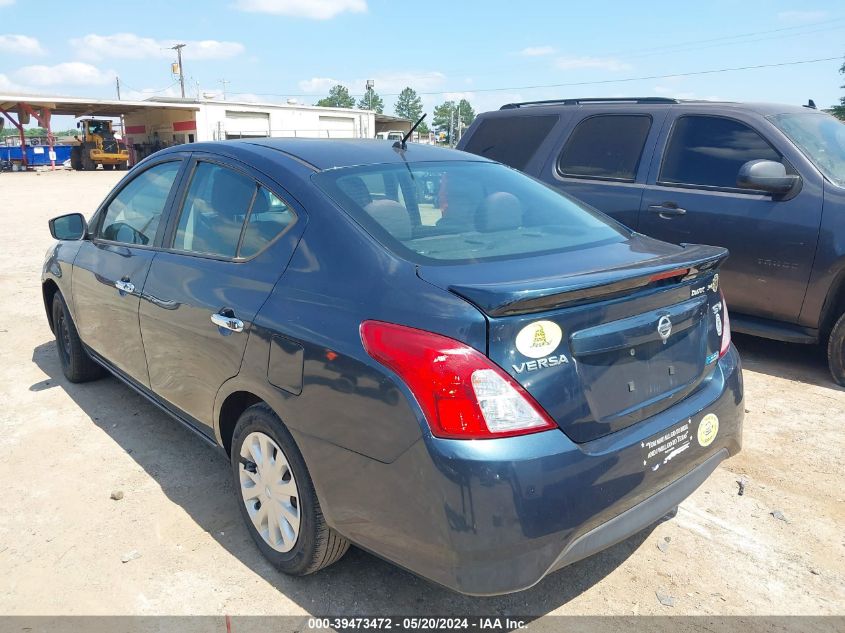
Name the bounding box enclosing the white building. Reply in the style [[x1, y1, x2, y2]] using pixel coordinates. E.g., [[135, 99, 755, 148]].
[[127, 97, 383, 145], [0, 93, 410, 166]]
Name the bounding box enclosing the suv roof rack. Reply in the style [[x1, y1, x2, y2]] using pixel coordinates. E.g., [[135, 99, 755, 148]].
[[499, 97, 681, 110]]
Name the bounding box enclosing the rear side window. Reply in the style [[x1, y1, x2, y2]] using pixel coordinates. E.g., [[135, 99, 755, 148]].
[[462, 115, 559, 170], [99, 161, 181, 245], [173, 162, 295, 258], [313, 160, 626, 264], [557, 115, 651, 181], [660, 116, 781, 189], [239, 187, 296, 258]]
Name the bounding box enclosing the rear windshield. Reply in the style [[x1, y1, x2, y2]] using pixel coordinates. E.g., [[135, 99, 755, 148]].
[[312, 160, 626, 264]]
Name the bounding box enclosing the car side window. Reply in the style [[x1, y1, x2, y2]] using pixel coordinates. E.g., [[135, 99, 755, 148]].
[[239, 187, 296, 258], [557, 115, 652, 181], [98, 161, 181, 245], [174, 162, 256, 258], [462, 115, 559, 170], [659, 115, 782, 189], [173, 161, 296, 259]]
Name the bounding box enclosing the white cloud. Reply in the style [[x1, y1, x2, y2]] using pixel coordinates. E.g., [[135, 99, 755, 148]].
[[122, 85, 184, 101], [777, 10, 827, 23], [15, 62, 114, 86], [517, 46, 555, 57], [0, 34, 45, 55], [70, 33, 245, 62], [555, 56, 631, 72], [234, 0, 366, 19], [297, 77, 341, 94], [0, 72, 28, 92], [0, 0, 16, 6]]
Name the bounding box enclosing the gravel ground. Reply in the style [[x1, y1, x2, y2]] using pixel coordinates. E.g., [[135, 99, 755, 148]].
[[0, 169, 843, 616]]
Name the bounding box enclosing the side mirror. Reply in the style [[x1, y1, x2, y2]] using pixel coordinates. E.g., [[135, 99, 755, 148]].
[[737, 159, 800, 195], [49, 213, 87, 240]]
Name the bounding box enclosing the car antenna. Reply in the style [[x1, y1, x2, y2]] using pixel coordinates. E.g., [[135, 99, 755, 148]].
[[393, 114, 426, 151], [804, 99, 817, 110]]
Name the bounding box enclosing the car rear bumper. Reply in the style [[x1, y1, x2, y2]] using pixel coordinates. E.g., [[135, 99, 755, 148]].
[[301, 346, 743, 596]]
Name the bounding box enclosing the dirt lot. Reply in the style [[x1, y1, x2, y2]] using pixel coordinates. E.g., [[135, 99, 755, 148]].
[[0, 169, 843, 617]]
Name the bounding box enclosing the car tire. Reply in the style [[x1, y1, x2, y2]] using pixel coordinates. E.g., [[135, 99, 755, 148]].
[[827, 311, 845, 386], [51, 293, 104, 383], [231, 403, 350, 575]]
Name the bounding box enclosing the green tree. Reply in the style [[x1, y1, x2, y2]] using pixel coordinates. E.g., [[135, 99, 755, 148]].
[[394, 87, 429, 134], [832, 59, 845, 120], [357, 89, 384, 113], [432, 99, 475, 144], [315, 84, 356, 108]]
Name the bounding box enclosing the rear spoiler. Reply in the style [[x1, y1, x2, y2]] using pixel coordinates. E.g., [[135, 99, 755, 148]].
[[449, 244, 728, 317]]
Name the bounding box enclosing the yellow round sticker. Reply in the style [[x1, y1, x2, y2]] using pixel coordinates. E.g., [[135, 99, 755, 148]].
[[697, 413, 719, 447]]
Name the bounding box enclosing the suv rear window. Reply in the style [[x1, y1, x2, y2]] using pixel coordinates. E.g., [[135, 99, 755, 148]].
[[660, 115, 781, 189], [313, 160, 626, 264], [557, 115, 651, 181], [462, 115, 559, 170]]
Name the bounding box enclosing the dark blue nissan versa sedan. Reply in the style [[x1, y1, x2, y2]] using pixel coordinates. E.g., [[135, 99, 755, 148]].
[[42, 139, 743, 595]]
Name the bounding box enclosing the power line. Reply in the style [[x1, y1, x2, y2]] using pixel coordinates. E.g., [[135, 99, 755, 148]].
[[606, 17, 845, 57], [226, 55, 842, 100]]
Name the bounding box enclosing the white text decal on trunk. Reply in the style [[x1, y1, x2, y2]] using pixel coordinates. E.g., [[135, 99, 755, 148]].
[[512, 354, 569, 374]]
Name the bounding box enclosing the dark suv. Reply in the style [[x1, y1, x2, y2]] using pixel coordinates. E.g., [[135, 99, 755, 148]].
[[458, 97, 845, 384]]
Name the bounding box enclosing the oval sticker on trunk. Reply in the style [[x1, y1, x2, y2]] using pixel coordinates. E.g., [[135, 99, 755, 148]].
[[697, 413, 719, 447], [516, 321, 562, 359]]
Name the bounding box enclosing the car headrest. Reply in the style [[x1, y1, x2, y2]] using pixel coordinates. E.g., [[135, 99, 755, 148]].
[[338, 176, 373, 208], [476, 192, 522, 232], [211, 169, 254, 221], [365, 200, 412, 241]]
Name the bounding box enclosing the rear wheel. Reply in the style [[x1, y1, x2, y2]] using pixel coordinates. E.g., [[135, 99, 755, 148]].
[[51, 293, 104, 383], [827, 312, 845, 386], [231, 403, 349, 575]]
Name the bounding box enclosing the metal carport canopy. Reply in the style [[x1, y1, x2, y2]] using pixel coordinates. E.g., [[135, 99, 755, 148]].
[[0, 94, 199, 117]]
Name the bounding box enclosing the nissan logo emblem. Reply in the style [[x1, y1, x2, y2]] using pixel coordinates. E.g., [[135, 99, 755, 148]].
[[657, 315, 672, 343]]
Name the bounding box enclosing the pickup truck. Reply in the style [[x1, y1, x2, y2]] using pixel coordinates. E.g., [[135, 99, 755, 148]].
[[458, 97, 845, 384]]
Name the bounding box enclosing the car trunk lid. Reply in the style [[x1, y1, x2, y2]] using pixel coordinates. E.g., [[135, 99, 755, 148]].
[[418, 238, 728, 442]]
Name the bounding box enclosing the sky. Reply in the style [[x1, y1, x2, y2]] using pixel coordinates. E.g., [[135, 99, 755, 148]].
[[1, 0, 844, 130]]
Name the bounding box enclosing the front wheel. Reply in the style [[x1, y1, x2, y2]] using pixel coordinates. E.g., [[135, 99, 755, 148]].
[[51, 293, 104, 383], [827, 312, 845, 386], [231, 404, 349, 575]]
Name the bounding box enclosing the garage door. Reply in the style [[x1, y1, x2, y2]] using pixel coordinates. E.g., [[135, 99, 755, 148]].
[[224, 111, 270, 139], [319, 115, 355, 138]]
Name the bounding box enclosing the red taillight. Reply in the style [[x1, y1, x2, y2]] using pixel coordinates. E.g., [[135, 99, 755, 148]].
[[360, 320, 558, 439], [719, 291, 732, 357]]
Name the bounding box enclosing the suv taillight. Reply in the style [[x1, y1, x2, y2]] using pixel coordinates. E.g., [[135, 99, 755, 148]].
[[719, 291, 732, 358], [360, 320, 558, 439]]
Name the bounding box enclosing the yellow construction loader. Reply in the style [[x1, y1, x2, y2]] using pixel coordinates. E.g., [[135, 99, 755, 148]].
[[70, 119, 129, 171]]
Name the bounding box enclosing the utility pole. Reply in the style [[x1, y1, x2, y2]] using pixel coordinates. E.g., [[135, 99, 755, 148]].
[[456, 101, 462, 146], [171, 43, 186, 98], [365, 79, 374, 110], [448, 104, 453, 147], [219, 78, 230, 100], [115, 76, 121, 100]]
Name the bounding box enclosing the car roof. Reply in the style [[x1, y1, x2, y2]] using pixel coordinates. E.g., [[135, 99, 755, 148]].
[[488, 98, 823, 118], [180, 138, 484, 171]]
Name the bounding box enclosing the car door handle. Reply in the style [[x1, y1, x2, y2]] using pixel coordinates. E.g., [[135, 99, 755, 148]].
[[114, 280, 135, 294], [648, 204, 687, 218], [211, 312, 244, 333]]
